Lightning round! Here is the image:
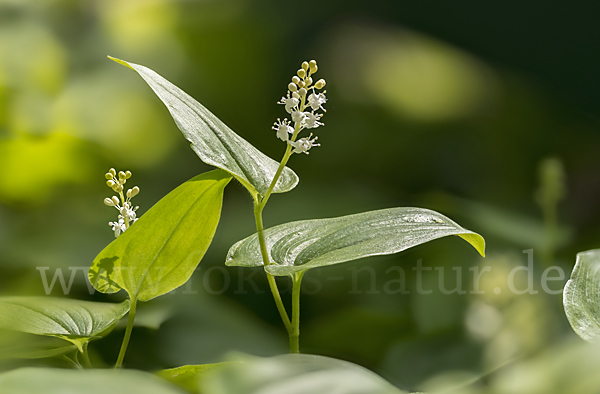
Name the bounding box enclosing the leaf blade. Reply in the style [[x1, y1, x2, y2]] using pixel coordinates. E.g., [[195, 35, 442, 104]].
[[108, 56, 298, 199], [563, 249, 600, 342], [0, 297, 130, 350], [89, 170, 231, 301], [226, 207, 485, 276]]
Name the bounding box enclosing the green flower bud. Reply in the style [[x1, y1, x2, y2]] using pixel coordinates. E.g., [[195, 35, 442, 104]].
[[314, 79, 326, 89], [297, 69, 306, 79], [301, 61, 309, 71], [112, 196, 120, 205], [131, 186, 140, 197], [298, 87, 307, 97], [288, 82, 298, 92], [309, 60, 317, 73], [106, 180, 115, 188], [292, 91, 300, 99], [118, 171, 126, 180], [105, 173, 113, 180], [109, 168, 116, 176], [292, 76, 300, 85], [125, 171, 132, 179], [305, 77, 313, 87], [104, 198, 115, 206]]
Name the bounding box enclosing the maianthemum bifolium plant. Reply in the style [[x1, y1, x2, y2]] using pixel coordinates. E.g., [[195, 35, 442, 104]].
[[0, 58, 486, 393]]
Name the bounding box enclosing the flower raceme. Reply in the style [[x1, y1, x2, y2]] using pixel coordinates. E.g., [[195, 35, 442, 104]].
[[273, 60, 326, 155], [103, 168, 140, 237]]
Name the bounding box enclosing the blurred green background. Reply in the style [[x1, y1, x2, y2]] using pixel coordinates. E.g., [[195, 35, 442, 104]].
[[1, 0, 600, 392]]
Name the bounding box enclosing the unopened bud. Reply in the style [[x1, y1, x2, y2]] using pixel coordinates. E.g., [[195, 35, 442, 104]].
[[297, 69, 306, 79], [301, 61, 309, 71], [109, 168, 116, 176], [112, 196, 120, 205], [114, 184, 123, 192], [125, 171, 132, 179], [305, 77, 313, 87], [131, 186, 140, 197], [106, 180, 115, 188], [118, 171, 126, 180], [104, 198, 115, 206], [292, 92, 300, 99], [309, 60, 317, 73], [288, 83, 298, 92], [298, 88, 307, 97], [314, 79, 326, 89], [105, 173, 113, 180], [126, 189, 132, 198], [292, 76, 300, 85]]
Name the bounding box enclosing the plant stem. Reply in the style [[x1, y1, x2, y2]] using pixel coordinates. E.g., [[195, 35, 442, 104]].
[[290, 271, 305, 353], [81, 342, 92, 369], [61, 354, 82, 369], [115, 297, 137, 369]]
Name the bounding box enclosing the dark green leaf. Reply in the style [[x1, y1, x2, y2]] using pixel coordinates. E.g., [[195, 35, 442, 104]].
[[89, 170, 231, 302], [564, 249, 600, 342], [108, 56, 298, 200], [0, 297, 129, 351], [227, 207, 485, 276]]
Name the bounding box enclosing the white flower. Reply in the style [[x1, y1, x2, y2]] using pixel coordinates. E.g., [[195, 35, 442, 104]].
[[272, 118, 293, 141], [109, 218, 126, 237], [279, 96, 299, 114], [303, 112, 323, 129], [308, 92, 327, 111], [291, 111, 305, 124], [291, 134, 320, 154]]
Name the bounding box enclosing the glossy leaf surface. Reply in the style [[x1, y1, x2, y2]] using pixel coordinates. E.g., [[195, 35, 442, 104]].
[[0, 368, 187, 394], [202, 354, 408, 394], [0, 297, 129, 351], [564, 249, 600, 342], [109, 56, 298, 199], [89, 170, 231, 302], [227, 207, 485, 276]]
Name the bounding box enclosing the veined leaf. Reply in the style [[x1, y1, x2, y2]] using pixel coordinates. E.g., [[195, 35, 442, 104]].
[[0, 368, 187, 394], [201, 354, 408, 394], [0, 335, 78, 360], [0, 297, 130, 351], [227, 207, 485, 276], [108, 56, 298, 200], [89, 170, 231, 302], [564, 249, 600, 342], [156, 363, 232, 394]]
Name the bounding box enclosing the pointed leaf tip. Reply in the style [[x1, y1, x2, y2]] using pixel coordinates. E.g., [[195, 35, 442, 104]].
[[107, 56, 135, 71]]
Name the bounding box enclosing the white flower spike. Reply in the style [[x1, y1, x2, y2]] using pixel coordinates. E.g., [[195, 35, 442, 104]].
[[273, 59, 326, 154], [103, 168, 141, 237]]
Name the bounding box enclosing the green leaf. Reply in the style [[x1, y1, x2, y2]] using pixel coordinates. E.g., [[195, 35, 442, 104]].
[[226, 207, 485, 276], [0, 335, 78, 360], [0, 297, 130, 351], [108, 56, 298, 200], [563, 249, 600, 342], [201, 354, 409, 394], [89, 170, 231, 302], [157, 363, 232, 394], [0, 368, 187, 394]]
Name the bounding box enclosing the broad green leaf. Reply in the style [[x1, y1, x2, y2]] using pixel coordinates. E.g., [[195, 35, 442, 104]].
[[0, 368, 187, 394], [0, 297, 129, 351], [564, 249, 600, 342], [89, 170, 231, 302], [0, 335, 77, 360], [201, 354, 409, 394], [157, 363, 232, 394], [108, 56, 298, 200], [226, 207, 485, 276]]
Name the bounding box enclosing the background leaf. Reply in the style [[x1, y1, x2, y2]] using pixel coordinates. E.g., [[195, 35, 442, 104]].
[[0, 368, 187, 394], [157, 363, 232, 394], [563, 249, 600, 342], [109, 57, 298, 200], [201, 354, 409, 394], [227, 207, 485, 276], [89, 170, 231, 302], [0, 297, 129, 351]]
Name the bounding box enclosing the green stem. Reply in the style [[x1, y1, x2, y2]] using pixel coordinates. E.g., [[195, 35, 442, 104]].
[[115, 297, 137, 369], [61, 353, 82, 369], [81, 342, 92, 369], [290, 271, 305, 353], [254, 204, 292, 334]]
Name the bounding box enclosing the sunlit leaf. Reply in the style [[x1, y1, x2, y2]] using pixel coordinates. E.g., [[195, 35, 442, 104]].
[[201, 354, 409, 394], [564, 249, 600, 342], [0, 368, 187, 394], [0, 297, 130, 351], [157, 363, 232, 394], [108, 56, 298, 200], [89, 170, 231, 302], [227, 207, 485, 276]]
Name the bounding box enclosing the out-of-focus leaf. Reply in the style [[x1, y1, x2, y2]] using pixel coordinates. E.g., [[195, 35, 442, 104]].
[[564, 249, 600, 342], [0, 297, 129, 351], [0, 368, 187, 394], [226, 207, 485, 276], [0, 335, 77, 360], [202, 354, 409, 394], [156, 363, 232, 394], [108, 56, 298, 200], [88, 170, 231, 302]]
